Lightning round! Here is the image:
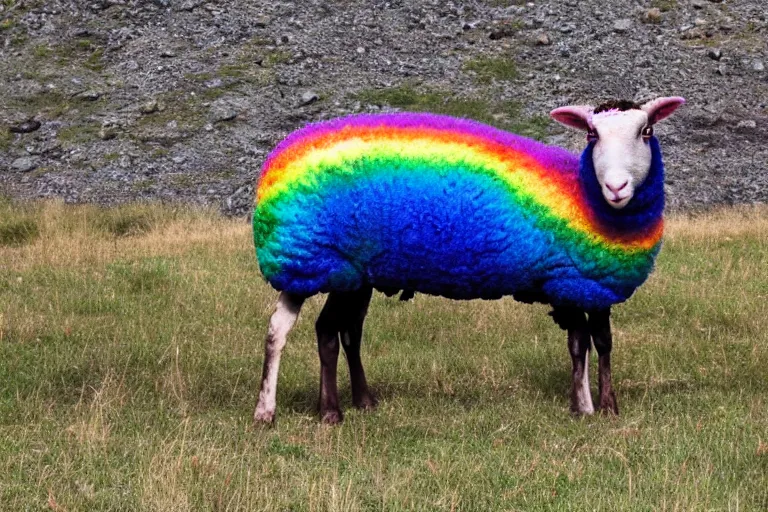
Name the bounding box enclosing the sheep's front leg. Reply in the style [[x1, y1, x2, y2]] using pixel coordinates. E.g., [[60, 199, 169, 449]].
[[555, 307, 594, 415], [589, 309, 618, 414], [254, 292, 305, 424]]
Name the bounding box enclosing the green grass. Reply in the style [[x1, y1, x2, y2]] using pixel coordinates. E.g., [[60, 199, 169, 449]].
[[354, 84, 551, 140], [1, 201, 767, 510], [463, 56, 519, 83]]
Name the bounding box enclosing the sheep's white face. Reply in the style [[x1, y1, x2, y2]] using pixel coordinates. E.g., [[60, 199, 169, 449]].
[[550, 97, 685, 209], [589, 109, 651, 208]]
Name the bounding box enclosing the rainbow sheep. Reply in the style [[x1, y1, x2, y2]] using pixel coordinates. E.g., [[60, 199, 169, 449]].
[[252, 96, 685, 424]]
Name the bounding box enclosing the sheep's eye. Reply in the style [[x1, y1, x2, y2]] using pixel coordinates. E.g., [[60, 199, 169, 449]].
[[587, 129, 598, 142], [641, 125, 653, 140]]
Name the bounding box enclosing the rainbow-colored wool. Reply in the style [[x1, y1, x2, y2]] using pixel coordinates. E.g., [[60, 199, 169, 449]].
[[254, 113, 665, 310]]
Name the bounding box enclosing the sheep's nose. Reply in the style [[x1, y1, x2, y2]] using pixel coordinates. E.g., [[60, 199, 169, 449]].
[[605, 180, 629, 195]]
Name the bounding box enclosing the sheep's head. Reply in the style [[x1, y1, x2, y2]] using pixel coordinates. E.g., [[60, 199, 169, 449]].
[[550, 97, 685, 209]]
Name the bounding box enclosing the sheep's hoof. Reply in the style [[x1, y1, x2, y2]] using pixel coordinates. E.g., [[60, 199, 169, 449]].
[[599, 393, 619, 415], [320, 409, 344, 425], [253, 408, 276, 425], [354, 393, 378, 410]]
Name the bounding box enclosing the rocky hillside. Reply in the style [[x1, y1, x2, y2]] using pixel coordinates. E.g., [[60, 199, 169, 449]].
[[1, 0, 766, 216]]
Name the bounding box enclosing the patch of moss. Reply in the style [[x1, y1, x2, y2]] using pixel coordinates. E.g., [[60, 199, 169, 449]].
[[0, 130, 14, 151], [184, 72, 214, 82], [150, 147, 169, 158], [131, 179, 155, 192], [218, 64, 248, 78], [32, 44, 51, 57], [57, 124, 101, 147], [354, 84, 551, 141], [650, 0, 677, 12], [463, 56, 519, 83], [170, 174, 194, 188], [263, 50, 292, 67], [84, 47, 105, 71]]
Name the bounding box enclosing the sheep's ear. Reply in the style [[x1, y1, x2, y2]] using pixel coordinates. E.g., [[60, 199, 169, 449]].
[[550, 105, 594, 131], [641, 96, 685, 125]]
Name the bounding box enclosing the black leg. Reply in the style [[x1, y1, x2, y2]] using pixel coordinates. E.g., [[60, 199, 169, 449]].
[[588, 309, 618, 415], [552, 307, 594, 415], [316, 294, 344, 424], [339, 287, 377, 410]]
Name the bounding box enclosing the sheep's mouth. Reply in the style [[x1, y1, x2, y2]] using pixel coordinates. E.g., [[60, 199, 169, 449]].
[[605, 194, 631, 209]]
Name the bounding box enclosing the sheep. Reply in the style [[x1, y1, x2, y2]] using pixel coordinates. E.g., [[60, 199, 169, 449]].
[[252, 96, 685, 424]]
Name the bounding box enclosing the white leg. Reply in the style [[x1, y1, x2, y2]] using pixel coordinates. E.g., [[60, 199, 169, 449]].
[[574, 351, 595, 415], [254, 292, 305, 424]]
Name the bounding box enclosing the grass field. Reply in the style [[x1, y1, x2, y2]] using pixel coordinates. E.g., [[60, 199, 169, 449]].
[[1, 200, 767, 511]]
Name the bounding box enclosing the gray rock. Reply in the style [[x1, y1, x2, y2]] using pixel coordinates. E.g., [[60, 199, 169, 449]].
[[736, 120, 757, 131], [613, 19, 632, 33], [535, 32, 551, 45], [139, 100, 159, 114], [300, 90, 320, 106], [707, 48, 722, 60], [9, 120, 41, 134], [11, 157, 38, 172], [753, 60, 764, 72], [79, 90, 102, 101]]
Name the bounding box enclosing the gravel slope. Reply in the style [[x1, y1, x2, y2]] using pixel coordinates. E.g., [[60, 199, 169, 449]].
[[1, 0, 766, 215]]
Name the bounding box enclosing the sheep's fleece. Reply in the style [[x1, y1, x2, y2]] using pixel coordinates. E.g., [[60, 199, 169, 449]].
[[253, 113, 665, 310]]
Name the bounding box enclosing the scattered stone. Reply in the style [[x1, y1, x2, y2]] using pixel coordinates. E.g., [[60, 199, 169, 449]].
[[613, 19, 632, 33], [172, 155, 187, 164], [692, 0, 705, 8], [753, 60, 765, 72], [707, 48, 722, 60], [139, 100, 159, 114], [11, 157, 38, 172], [204, 78, 224, 89], [254, 15, 271, 28], [645, 8, 662, 23], [300, 90, 319, 106], [179, 0, 202, 11], [736, 120, 757, 132], [211, 108, 238, 123], [9, 120, 41, 134], [100, 128, 117, 140], [204, 123, 214, 132], [716, 64, 727, 75], [694, 18, 707, 26], [160, 49, 176, 58], [489, 27, 516, 40], [79, 90, 102, 101], [356, 46, 365, 54], [535, 32, 551, 45]]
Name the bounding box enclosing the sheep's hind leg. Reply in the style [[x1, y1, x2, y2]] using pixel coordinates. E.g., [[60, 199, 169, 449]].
[[589, 309, 618, 415], [254, 292, 306, 424], [316, 292, 346, 424], [339, 286, 377, 410], [553, 307, 595, 415]]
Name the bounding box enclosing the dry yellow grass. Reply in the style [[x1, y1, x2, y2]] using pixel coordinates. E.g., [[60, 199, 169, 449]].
[[1, 200, 767, 511]]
